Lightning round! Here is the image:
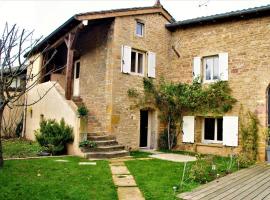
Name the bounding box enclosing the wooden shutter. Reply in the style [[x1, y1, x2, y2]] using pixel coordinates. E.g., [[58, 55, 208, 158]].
[[223, 116, 238, 147], [121, 45, 131, 73], [193, 57, 201, 82], [182, 116, 195, 143], [219, 53, 228, 81], [147, 51, 156, 78]]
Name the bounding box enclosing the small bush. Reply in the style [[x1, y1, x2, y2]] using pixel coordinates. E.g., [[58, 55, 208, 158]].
[[79, 140, 97, 148], [237, 108, 259, 167], [189, 155, 215, 184], [158, 129, 177, 150], [77, 105, 89, 117], [35, 118, 73, 155]]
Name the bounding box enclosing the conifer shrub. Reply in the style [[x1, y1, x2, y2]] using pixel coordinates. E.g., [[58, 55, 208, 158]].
[[35, 118, 73, 155]]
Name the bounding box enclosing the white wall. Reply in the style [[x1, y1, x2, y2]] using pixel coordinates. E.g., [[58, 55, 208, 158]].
[[25, 81, 83, 156]]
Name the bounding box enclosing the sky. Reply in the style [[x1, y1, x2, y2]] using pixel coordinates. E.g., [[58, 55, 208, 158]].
[[1, 0, 270, 40]]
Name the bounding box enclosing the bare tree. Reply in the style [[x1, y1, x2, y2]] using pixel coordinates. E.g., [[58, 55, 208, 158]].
[[0, 23, 58, 168]]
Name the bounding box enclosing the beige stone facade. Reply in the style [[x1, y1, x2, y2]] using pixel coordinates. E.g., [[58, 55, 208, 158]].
[[168, 16, 270, 161], [25, 5, 270, 160]]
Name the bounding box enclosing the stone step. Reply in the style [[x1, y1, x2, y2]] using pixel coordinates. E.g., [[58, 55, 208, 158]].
[[95, 139, 118, 146], [82, 145, 125, 153], [87, 135, 116, 141], [85, 150, 129, 159]]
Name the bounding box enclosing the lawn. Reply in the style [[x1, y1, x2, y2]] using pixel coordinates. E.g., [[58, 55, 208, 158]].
[[2, 138, 42, 158], [126, 155, 239, 200], [0, 157, 117, 200]]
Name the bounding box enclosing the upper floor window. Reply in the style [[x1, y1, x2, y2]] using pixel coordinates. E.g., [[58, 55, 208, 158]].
[[131, 50, 145, 75], [204, 56, 219, 82], [136, 21, 144, 37], [121, 45, 156, 78], [193, 53, 228, 82]]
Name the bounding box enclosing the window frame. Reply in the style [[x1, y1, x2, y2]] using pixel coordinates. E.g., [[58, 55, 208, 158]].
[[203, 55, 220, 83], [202, 117, 223, 144], [130, 49, 145, 76], [135, 21, 144, 37]]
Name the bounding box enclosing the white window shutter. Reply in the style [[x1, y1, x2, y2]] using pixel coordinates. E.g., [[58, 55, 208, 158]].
[[147, 51, 156, 78], [223, 116, 238, 147], [182, 116, 195, 143], [193, 57, 201, 82], [121, 45, 131, 73], [219, 53, 229, 81]]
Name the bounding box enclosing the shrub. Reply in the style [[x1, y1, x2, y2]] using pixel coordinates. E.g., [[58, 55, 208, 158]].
[[79, 140, 97, 148], [77, 105, 89, 117], [158, 128, 177, 150], [189, 155, 215, 184], [237, 108, 259, 168], [35, 118, 73, 155]]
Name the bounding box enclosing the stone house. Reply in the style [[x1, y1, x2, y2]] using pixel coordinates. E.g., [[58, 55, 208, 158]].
[[25, 2, 270, 161]]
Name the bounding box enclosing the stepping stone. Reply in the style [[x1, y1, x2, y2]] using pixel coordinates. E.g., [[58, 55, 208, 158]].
[[110, 165, 130, 175], [79, 162, 96, 165], [112, 175, 137, 187], [55, 159, 69, 162], [110, 162, 125, 166], [150, 153, 196, 162], [118, 187, 145, 200]]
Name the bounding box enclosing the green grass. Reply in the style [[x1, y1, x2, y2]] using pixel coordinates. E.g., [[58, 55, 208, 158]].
[[130, 151, 153, 158], [3, 138, 42, 158], [126, 156, 239, 200], [0, 157, 117, 200]]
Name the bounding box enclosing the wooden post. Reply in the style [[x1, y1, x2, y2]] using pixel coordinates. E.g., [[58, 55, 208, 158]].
[[64, 33, 75, 100]]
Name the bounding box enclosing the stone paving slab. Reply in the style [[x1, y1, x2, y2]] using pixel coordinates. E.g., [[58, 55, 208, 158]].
[[150, 153, 196, 162], [118, 187, 145, 200], [112, 175, 137, 187], [110, 162, 125, 166], [110, 165, 130, 175]]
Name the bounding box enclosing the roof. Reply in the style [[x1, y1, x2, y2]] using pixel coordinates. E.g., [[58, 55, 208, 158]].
[[166, 4, 270, 30], [27, 5, 174, 57]]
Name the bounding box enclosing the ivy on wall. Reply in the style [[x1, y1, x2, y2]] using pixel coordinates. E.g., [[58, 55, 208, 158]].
[[128, 77, 237, 150], [237, 107, 259, 167]]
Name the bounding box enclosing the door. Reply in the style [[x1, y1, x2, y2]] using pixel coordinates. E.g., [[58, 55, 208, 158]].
[[140, 110, 148, 147], [73, 60, 80, 96]]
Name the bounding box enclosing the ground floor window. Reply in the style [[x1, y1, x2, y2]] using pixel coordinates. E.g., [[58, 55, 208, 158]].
[[203, 118, 223, 143]]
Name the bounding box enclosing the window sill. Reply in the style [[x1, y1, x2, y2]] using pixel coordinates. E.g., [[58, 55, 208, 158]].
[[130, 72, 145, 77], [197, 143, 223, 148]]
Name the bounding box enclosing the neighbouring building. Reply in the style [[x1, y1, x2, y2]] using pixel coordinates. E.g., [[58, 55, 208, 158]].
[[25, 2, 270, 161]]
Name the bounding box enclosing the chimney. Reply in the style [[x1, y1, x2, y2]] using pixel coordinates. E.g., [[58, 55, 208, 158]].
[[154, 0, 162, 7]]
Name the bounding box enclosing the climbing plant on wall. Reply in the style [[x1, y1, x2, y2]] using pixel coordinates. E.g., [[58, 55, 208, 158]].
[[127, 77, 237, 150]]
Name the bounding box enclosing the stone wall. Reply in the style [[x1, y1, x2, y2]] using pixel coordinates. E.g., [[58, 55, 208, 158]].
[[109, 13, 172, 149], [78, 20, 114, 133], [169, 16, 270, 161]]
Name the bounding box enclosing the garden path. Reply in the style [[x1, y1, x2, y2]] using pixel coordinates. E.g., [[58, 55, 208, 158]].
[[141, 149, 197, 162], [110, 157, 145, 200]]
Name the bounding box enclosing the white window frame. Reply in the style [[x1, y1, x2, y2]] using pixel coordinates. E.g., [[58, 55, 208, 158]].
[[130, 49, 145, 76], [203, 55, 220, 83], [202, 118, 223, 144], [135, 21, 144, 37]]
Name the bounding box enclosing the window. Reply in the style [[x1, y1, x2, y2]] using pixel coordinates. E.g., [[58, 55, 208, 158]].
[[203, 118, 223, 143], [203, 56, 219, 82], [131, 50, 145, 75], [74, 61, 80, 79], [136, 21, 144, 37]]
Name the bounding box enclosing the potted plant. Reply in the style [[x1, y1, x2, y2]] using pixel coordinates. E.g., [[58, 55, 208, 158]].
[[79, 140, 97, 152], [267, 128, 270, 163], [77, 105, 89, 134]]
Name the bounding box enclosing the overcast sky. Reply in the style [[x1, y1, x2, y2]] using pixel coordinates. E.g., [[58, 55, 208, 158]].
[[1, 0, 270, 39]]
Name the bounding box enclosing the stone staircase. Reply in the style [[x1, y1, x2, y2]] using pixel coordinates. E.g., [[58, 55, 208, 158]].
[[81, 133, 129, 159]]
